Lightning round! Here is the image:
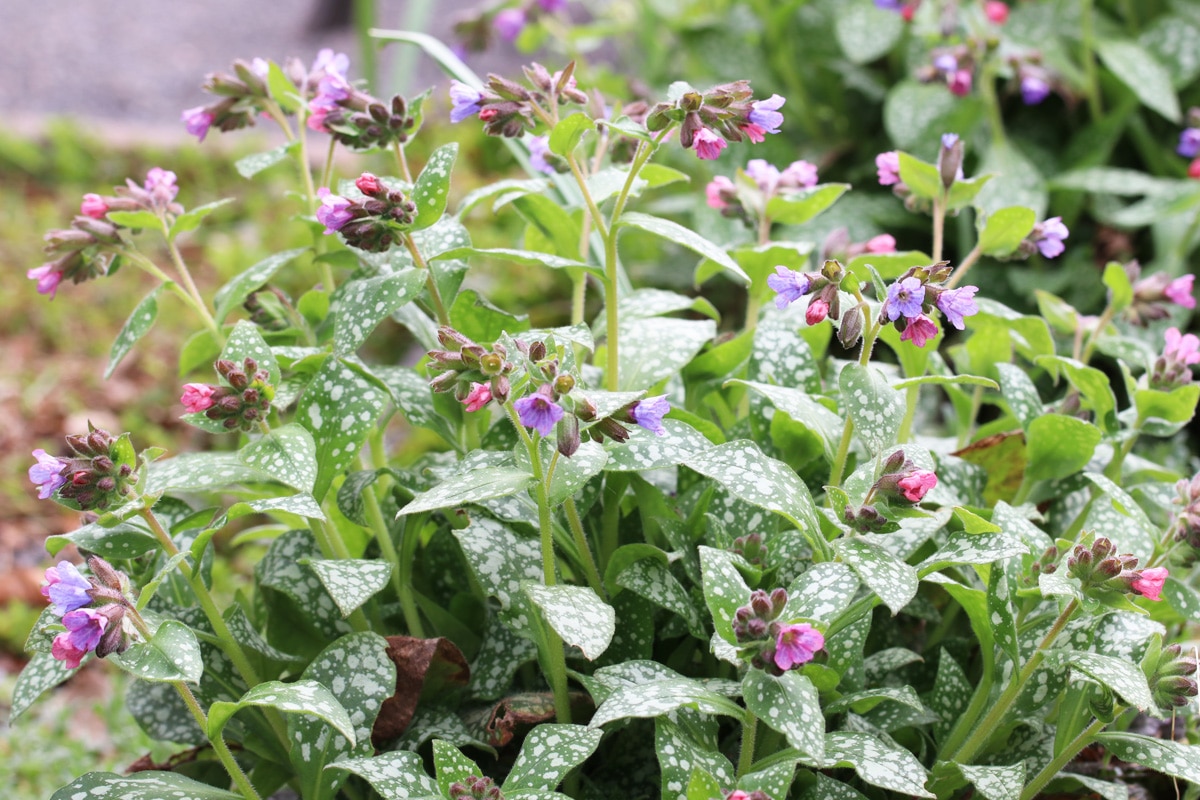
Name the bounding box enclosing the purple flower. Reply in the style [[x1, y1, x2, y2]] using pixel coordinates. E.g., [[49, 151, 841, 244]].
[[767, 267, 811, 309], [27, 264, 64, 298], [1178, 128, 1200, 159], [449, 80, 485, 124], [874, 0, 903, 10], [630, 395, 670, 436], [250, 57, 271, 78], [933, 54, 958, 74], [876, 151, 901, 186], [747, 94, 785, 135], [311, 48, 350, 78], [900, 314, 939, 347], [941, 133, 960, 150], [538, 0, 566, 9], [181, 106, 215, 141], [515, 385, 565, 436], [493, 8, 527, 41], [781, 160, 819, 189], [316, 188, 354, 234], [1032, 216, 1069, 258], [42, 561, 93, 616], [52, 608, 108, 669], [143, 167, 179, 204], [29, 449, 68, 499], [1020, 75, 1051, 105], [745, 159, 781, 194], [693, 129, 727, 161], [936, 285, 979, 330], [528, 135, 555, 176], [886, 277, 926, 321], [773, 622, 824, 670], [1166, 275, 1196, 309]]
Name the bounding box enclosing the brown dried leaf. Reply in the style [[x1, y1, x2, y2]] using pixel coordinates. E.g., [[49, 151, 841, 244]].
[[372, 635, 470, 746]]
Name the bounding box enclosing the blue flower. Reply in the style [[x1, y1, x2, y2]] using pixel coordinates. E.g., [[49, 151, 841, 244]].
[[747, 95, 785, 135], [885, 277, 926, 321], [449, 81, 485, 124], [41, 561, 93, 616], [936, 285, 979, 330], [514, 385, 565, 436], [767, 266, 811, 309], [631, 396, 670, 436]]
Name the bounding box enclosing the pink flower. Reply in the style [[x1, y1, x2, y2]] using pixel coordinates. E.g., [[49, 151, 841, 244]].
[[1164, 327, 1200, 366], [897, 469, 938, 502], [773, 622, 824, 670], [745, 159, 781, 194], [463, 383, 493, 412], [739, 123, 766, 143], [948, 70, 973, 97], [805, 297, 829, 326], [693, 129, 727, 161], [493, 8, 527, 41], [51, 608, 108, 669], [355, 173, 384, 196], [863, 234, 896, 254], [876, 151, 901, 186], [27, 264, 64, 298], [900, 314, 939, 347], [985, 1, 1009, 23], [1131, 567, 1168, 601], [181, 383, 217, 413], [781, 159, 819, 189], [181, 106, 215, 141], [705, 176, 735, 210], [143, 167, 179, 204], [306, 105, 333, 133], [1166, 275, 1196, 309], [316, 188, 354, 234], [29, 449, 68, 500], [80, 193, 109, 219]]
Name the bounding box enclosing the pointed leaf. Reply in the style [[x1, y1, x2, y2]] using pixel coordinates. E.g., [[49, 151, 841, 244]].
[[11, 651, 85, 721], [549, 112, 595, 157], [329, 751, 440, 799], [307, 559, 394, 617], [410, 143, 458, 230], [209, 679, 355, 743], [51, 772, 241, 800], [1094, 732, 1200, 784], [743, 669, 825, 763], [617, 317, 716, 391], [106, 287, 161, 378], [239, 423, 318, 493], [1045, 650, 1154, 710], [401, 466, 534, 516], [220, 319, 280, 386], [505, 724, 603, 792], [619, 211, 748, 284], [837, 537, 918, 614], [525, 584, 615, 660], [840, 363, 904, 455], [821, 731, 934, 797], [297, 357, 389, 500], [685, 441, 820, 534], [334, 270, 425, 356], [112, 619, 202, 684]]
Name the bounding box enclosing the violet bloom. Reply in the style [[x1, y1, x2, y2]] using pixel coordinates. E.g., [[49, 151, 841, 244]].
[[874, 0, 903, 9], [515, 385, 565, 436], [463, 383, 493, 412], [745, 159, 781, 194], [1020, 75, 1051, 105], [1166, 274, 1196, 309], [897, 469, 938, 502], [886, 277, 926, 321], [528, 135, 555, 176], [767, 267, 811, 309], [29, 449, 68, 499], [144, 167, 179, 204], [51, 608, 107, 669], [449, 80, 485, 124], [747, 94, 785, 135], [42, 561, 93, 616], [493, 8, 527, 41], [538, 0, 566, 10], [900, 314, 939, 347], [27, 264, 64, 298], [181, 383, 217, 413], [80, 193, 109, 219], [705, 176, 735, 210], [781, 159, 819, 189], [932, 54, 958, 74], [250, 57, 271, 78], [936, 285, 979, 330], [311, 48, 350, 78], [1131, 567, 1168, 601], [316, 188, 354, 234], [1178, 128, 1200, 159], [181, 106, 215, 141], [631, 395, 670, 436], [876, 151, 901, 186], [773, 623, 824, 670], [1031, 217, 1069, 258], [693, 129, 727, 161], [1164, 327, 1200, 366]]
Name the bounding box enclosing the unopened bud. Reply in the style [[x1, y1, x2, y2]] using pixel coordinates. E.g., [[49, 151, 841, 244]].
[[750, 590, 772, 617], [490, 374, 511, 404], [937, 133, 964, 189], [557, 413, 580, 457], [528, 341, 547, 361], [554, 374, 575, 394]]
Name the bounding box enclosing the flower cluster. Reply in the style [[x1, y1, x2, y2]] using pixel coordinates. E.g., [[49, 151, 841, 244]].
[[644, 80, 784, 160], [1146, 644, 1200, 710], [29, 426, 140, 511], [316, 174, 419, 251], [883, 269, 978, 346], [731, 588, 825, 674], [767, 259, 846, 327], [1124, 263, 1195, 324], [1176, 108, 1200, 178], [449, 775, 503, 800], [1066, 537, 1167, 601], [1149, 327, 1200, 390], [181, 357, 275, 431], [922, 48, 974, 97], [450, 62, 589, 138], [41, 557, 133, 669], [182, 56, 275, 140], [1170, 473, 1200, 564], [1021, 217, 1069, 259], [427, 326, 517, 411], [706, 158, 819, 223], [842, 452, 939, 532]]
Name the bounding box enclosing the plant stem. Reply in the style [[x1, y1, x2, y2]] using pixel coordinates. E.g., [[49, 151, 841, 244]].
[[1080, 304, 1117, 365], [153, 226, 224, 343], [310, 517, 353, 561], [932, 194, 946, 264], [393, 140, 413, 183], [127, 252, 223, 340], [402, 233, 450, 326], [1019, 715, 1109, 800], [1079, 0, 1104, 123], [320, 138, 337, 192], [828, 315, 881, 490], [945, 243, 983, 290], [564, 497, 606, 598], [737, 712, 758, 778], [356, 456, 424, 636], [397, 516, 428, 637]]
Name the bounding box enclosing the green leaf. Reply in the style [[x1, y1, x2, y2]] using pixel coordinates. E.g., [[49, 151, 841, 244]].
[[1162, 576, 1200, 623], [619, 211, 748, 284], [615, 553, 706, 638], [220, 319, 281, 385], [434, 740, 481, 796], [46, 516, 159, 559], [239, 424, 318, 493], [820, 731, 934, 797], [1102, 261, 1135, 312], [1024, 415, 1101, 483], [112, 619, 203, 683], [783, 562, 859, 624], [995, 363, 1042, 429], [955, 763, 1025, 800], [145, 452, 269, 495], [170, 198, 233, 238], [656, 719, 735, 800], [684, 441, 820, 535], [106, 287, 161, 378], [1045, 650, 1154, 710], [401, 466, 533, 516], [898, 152, 943, 200], [835, 1, 904, 63], [457, 178, 548, 217], [946, 175, 993, 212], [883, 80, 961, 152], [917, 531, 1027, 577], [732, 380, 842, 459], [329, 752, 440, 800], [410, 142, 458, 231], [525, 583, 615, 660], [619, 287, 720, 321], [603, 418, 713, 471], [266, 60, 302, 111], [11, 651, 84, 721], [235, 142, 297, 178], [892, 374, 998, 391], [549, 112, 595, 157], [1036, 355, 1119, 434], [219, 493, 326, 524], [929, 650, 971, 740], [333, 270, 425, 356], [588, 666, 743, 728], [209, 679, 355, 743], [1134, 384, 1200, 427], [764, 183, 850, 225], [977, 206, 1036, 256], [306, 559, 394, 617], [51, 772, 241, 800], [973, 139, 1047, 219], [297, 358, 389, 500], [433, 246, 602, 279], [798, 774, 870, 800], [106, 209, 161, 229], [1051, 167, 1183, 196], [1096, 39, 1182, 122], [836, 537, 918, 614], [840, 363, 904, 455], [699, 546, 752, 646], [512, 195, 581, 259], [1094, 732, 1200, 784], [640, 163, 690, 188], [616, 317, 715, 391], [743, 670, 825, 763], [505, 724, 603, 792]]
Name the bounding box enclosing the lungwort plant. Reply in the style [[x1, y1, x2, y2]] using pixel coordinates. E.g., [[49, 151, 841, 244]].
[[14, 20, 1200, 800]]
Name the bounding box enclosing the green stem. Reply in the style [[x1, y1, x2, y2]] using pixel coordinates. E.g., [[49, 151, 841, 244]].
[[737, 713, 758, 778], [295, 113, 318, 209], [898, 385, 920, 443], [1080, 304, 1116, 365], [957, 384, 986, 449], [564, 497, 606, 598], [1080, 0, 1104, 122], [397, 516, 428, 636], [945, 243, 983, 290], [932, 194, 946, 264], [320, 137, 337, 193], [403, 234, 450, 326], [393, 140, 413, 183], [978, 58, 1008, 146], [358, 457, 424, 636], [1020, 715, 1110, 800], [310, 517, 353, 561], [127, 252, 222, 340], [1104, 425, 1141, 483], [828, 316, 880, 491]]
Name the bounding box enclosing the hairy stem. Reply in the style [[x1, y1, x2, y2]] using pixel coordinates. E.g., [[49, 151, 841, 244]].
[[403, 233, 450, 326]]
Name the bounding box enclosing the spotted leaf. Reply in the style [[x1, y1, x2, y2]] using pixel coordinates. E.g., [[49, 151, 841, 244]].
[[307, 559, 394, 617], [505, 724, 603, 793], [296, 357, 388, 500], [333, 270, 425, 356], [239, 423, 318, 494], [50, 772, 241, 800], [743, 669, 825, 763]]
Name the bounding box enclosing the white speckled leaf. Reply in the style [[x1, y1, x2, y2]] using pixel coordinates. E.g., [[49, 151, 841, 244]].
[[453, 518, 543, 608], [333, 270, 425, 356], [525, 583, 615, 660], [699, 546, 752, 646], [112, 620, 203, 684], [820, 731, 934, 797], [410, 143, 458, 231], [751, 305, 822, 393], [1052, 774, 1131, 800], [1093, 733, 1200, 785], [126, 679, 206, 744], [743, 669, 825, 763], [655, 719, 734, 800], [307, 559, 394, 617], [10, 651, 86, 721], [617, 317, 716, 391], [106, 286, 161, 378], [616, 556, 706, 638], [955, 763, 1025, 800], [1046, 650, 1154, 710], [46, 517, 159, 559], [733, 380, 843, 459], [917, 532, 1028, 576], [146, 452, 271, 494], [547, 440, 608, 504], [839, 363, 904, 455], [995, 363, 1042, 429], [604, 419, 713, 471], [433, 739, 481, 796], [797, 773, 869, 800], [239, 423, 318, 493], [470, 615, 539, 700], [328, 751, 440, 799], [1093, 612, 1163, 663], [589, 676, 744, 728], [371, 366, 459, 447], [256, 529, 355, 639], [827, 685, 926, 717], [209, 679, 355, 744], [1083, 472, 1158, 558], [988, 562, 1022, 668], [214, 247, 308, 323], [49, 771, 241, 800], [396, 706, 491, 753], [220, 319, 281, 386], [836, 537, 918, 614], [685, 441, 820, 534], [617, 288, 719, 322], [297, 357, 388, 500], [783, 562, 859, 624], [504, 724, 603, 793], [1162, 577, 1200, 624], [863, 648, 923, 682], [928, 649, 970, 739], [403, 466, 533, 516], [221, 493, 326, 523]]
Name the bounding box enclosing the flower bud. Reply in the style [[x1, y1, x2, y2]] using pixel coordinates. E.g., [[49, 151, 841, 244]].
[[528, 341, 548, 362], [554, 374, 575, 395], [750, 589, 772, 618], [557, 413, 581, 457], [490, 374, 511, 404], [937, 133, 965, 189], [838, 305, 865, 348]]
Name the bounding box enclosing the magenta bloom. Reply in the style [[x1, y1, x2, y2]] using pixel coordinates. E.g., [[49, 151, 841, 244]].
[[493, 8, 527, 41], [1020, 75, 1051, 105], [528, 135, 555, 176], [876, 151, 901, 186], [767, 267, 810, 310], [781, 159, 819, 189], [900, 314, 939, 348], [515, 385, 565, 436], [740, 122, 767, 144], [143, 167, 179, 203], [631, 395, 670, 436], [27, 263, 64, 298], [745, 159, 781, 194], [52, 608, 108, 669], [705, 176, 735, 210], [463, 383, 493, 412], [80, 193, 109, 219], [316, 188, 354, 234], [806, 297, 830, 326], [1165, 275, 1195, 309], [1032, 217, 1069, 258], [29, 449, 68, 500], [1131, 567, 1168, 601], [936, 285, 979, 330], [897, 469, 938, 502], [1178, 128, 1200, 159], [355, 173, 384, 196], [538, 0, 566, 10], [985, 1, 1009, 23], [773, 622, 824, 670], [948, 70, 972, 97], [1164, 328, 1200, 366], [181, 383, 217, 413], [886, 277, 926, 321], [181, 106, 215, 141], [449, 80, 485, 124], [747, 94, 785, 135], [42, 561, 93, 616], [693, 129, 727, 161], [863, 234, 896, 254]]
